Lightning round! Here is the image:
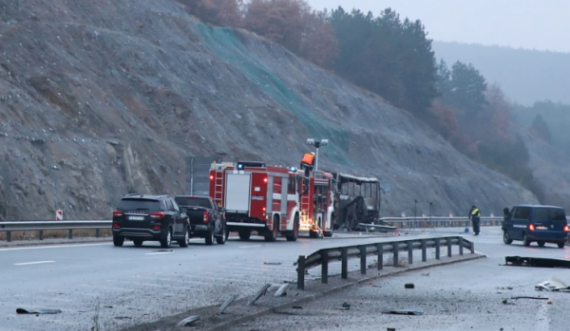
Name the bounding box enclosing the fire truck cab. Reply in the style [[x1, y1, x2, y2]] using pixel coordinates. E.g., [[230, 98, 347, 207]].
[[209, 161, 300, 242], [294, 170, 335, 238]]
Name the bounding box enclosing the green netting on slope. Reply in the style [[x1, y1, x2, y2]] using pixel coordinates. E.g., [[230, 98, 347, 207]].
[[196, 23, 351, 167]]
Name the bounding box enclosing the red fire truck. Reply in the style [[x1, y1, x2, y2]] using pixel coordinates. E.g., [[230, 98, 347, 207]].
[[209, 161, 301, 242], [293, 170, 335, 238]]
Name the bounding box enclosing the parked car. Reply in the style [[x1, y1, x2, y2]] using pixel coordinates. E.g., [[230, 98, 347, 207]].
[[112, 194, 189, 248], [174, 195, 227, 245], [502, 204, 569, 248]]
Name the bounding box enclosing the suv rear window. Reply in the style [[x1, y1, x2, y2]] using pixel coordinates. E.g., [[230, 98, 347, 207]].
[[549, 208, 566, 221], [118, 199, 161, 211], [175, 197, 211, 208]]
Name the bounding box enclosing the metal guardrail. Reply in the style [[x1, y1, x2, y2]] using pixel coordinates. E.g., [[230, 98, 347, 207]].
[[295, 235, 474, 290], [358, 216, 506, 232], [0, 220, 111, 242]]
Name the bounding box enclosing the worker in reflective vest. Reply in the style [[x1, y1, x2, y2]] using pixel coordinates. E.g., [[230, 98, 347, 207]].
[[469, 205, 481, 235], [300, 152, 315, 178]]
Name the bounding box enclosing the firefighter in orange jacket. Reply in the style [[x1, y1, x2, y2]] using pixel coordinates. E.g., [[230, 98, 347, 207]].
[[300, 152, 315, 178]]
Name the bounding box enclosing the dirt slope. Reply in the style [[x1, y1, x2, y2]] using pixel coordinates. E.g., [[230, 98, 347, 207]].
[[0, 0, 537, 220]]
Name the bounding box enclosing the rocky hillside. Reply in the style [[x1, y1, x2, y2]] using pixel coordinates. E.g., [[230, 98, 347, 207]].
[[0, 0, 537, 221]]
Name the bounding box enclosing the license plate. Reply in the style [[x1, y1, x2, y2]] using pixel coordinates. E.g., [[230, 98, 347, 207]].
[[129, 216, 145, 221], [537, 226, 548, 230]]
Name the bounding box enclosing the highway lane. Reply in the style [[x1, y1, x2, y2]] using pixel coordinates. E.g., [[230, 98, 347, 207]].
[[231, 227, 570, 331], [0, 232, 426, 331]]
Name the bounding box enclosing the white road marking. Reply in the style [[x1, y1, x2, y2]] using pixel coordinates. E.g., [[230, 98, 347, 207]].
[[0, 243, 109, 252], [14, 260, 56, 266], [239, 245, 261, 248]]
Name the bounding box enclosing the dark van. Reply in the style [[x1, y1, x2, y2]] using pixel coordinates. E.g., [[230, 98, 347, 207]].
[[502, 205, 569, 248]]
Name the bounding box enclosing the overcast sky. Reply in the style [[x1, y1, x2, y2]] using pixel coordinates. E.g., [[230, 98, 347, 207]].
[[307, 0, 570, 53]]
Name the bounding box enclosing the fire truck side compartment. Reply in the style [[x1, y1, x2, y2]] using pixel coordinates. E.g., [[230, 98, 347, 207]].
[[225, 173, 251, 214]]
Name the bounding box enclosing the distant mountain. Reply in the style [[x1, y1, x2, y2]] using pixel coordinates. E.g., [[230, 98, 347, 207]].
[[432, 41, 570, 106]]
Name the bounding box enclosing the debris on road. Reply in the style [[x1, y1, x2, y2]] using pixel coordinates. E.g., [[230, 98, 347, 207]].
[[496, 287, 513, 290], [274, 283, 289, 297], [382, 308, 423, 315], [341, 302, 351, 310], [264, 262, 282, 265], [535, 276, 570, 292], [16, 308, 62, 315], [505, 256, 570, 269], [421, 273, 430, 276], [218, 294, 237, 314], [404, 283, 415, 289], [510, 296, 549, 300], [292, 306, 303, 309], [176, 315, 200, 328], [247, 284, 271, 306]]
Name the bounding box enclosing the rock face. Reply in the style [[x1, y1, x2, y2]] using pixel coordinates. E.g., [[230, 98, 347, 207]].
[[0, 0, 537, 220]]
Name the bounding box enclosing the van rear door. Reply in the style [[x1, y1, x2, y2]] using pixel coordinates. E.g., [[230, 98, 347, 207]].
[[549, 207, 567, 232]]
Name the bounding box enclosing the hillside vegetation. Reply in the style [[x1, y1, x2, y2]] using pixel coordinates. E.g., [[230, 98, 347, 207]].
[[0, 0, 537, 221]]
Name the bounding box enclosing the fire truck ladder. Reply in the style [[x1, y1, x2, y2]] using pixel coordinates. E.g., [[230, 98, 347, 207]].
[[213, 164, 225, 205]]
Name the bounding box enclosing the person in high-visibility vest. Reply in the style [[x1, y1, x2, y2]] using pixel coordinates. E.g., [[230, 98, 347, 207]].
[[300, 152, 315, 178], [469, 205, 481, 235]]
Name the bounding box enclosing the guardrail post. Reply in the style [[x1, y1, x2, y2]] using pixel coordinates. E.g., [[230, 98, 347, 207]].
[[435, 238, 440, 260], [459, 237, 464, 255], [470, 241, 475, 254], [95, 229, 100, 238], [68, 229, 73, 239], [297, 256, 305, 290], [360, 246, 366, 275], [6, 231, 11, 242], [341, 247, 348, 279], [407, 241, 413, 265], [392, 243, 399, 267], [321, 250, 329, 284], [39, 230, 43, 241], [447, 238, 452, 257], [421, 239, 427, 262], [377, 244, 383, 270]]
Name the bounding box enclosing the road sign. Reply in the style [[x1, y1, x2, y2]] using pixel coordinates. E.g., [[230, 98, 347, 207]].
[[56, 210, 63, 221]]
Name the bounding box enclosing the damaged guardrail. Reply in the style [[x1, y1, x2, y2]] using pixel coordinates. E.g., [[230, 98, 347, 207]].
[[0, 220, 111, 242], [296, 236, 475, 290]]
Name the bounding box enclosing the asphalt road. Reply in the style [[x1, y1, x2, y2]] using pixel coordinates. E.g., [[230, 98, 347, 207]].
[[230, 227, 570, 331], [0, 231, 415, 331]]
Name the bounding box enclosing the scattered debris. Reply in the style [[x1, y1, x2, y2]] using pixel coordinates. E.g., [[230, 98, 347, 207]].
[[16, 308, 62, 315], [510, 296, 548, 300], [405, 283, 415, 289], [274, 283, 290, 297], [176, 315, 200, 328], [421, 273, 430, 277], [292, 306, 303, 309], [218, 294, 237, 314], [387, 328, 396, 331], [340, 302, 351, 310], [104, 305, 113, 309], [382, 308, 423, 316], [535, 276, 570, 292], [505, 256, 570, 269], [247, 284, 271, 306], [264, 262, 282, 265], [497, 287, 513, 290], [114, 316, 132, 320], [502, 299, 515, 305]]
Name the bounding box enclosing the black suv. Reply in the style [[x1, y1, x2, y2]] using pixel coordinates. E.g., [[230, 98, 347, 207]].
[[112, 194, 189, 248], [174, 196, 227, 245]]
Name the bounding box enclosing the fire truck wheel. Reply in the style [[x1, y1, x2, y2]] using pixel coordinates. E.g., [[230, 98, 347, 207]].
[[323, 230, 333, 237], [264, 216, 279, 242], [205, 225, 215, 245], [238, 230, 251, 241], [286, 214, 299, 242]]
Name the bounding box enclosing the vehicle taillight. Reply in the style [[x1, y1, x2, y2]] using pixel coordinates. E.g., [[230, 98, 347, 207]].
[[113, 223, 120, 228], [153, 225, 161, 230], [149, 212, 164, 219], [113, 210, 124, 217], [203, 211, 209, 223], [564, 225, 569, 232], [210, 175, 214, 181], [529, 223, 536, 231]]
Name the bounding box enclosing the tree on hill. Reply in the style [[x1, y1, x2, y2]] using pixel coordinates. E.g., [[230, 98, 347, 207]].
[[531, 114, 553, 144], [438, 61, 487, 116], [178, 0, 243, 27]]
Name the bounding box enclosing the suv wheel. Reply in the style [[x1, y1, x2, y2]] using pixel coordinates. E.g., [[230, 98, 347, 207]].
[[503, 231, 512, 245], [216, 224, 227, 245], [558, 242, 566, 249], [133, 239, 143, 247], [522, 233, 531, 247], [205, 225, 214, 245], [537, 241, 545, 247], [178, 227, 189, 248], [160, 229, 172, 248], [113, 235, 124, 247]]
